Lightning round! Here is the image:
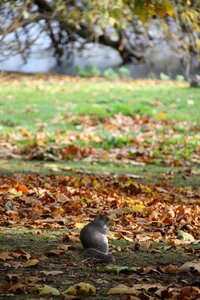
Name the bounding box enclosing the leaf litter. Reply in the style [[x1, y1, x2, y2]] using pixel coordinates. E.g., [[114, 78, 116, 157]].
[[0, 171, 199, 299], [1, 113, 200, 166]]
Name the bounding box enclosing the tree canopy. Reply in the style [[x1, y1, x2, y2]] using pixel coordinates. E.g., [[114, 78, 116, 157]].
[[0, 0, 199, 63]]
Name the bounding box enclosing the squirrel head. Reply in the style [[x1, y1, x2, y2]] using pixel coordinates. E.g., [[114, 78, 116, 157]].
[[96, 214, 109, 223], [93, 214, 110, 233]]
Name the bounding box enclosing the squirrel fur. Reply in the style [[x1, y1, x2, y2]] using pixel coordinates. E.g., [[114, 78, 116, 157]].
[[80, 215, 115, 263]]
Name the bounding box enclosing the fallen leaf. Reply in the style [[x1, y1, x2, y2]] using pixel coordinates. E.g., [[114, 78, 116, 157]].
[[9, 188, 22, 198], [177, 230, 195, 242], [124, 204, 145, 213], [16, 184, 28, 193], [11, 248, 31, 260], [156, 112, 167, 120], [62, 234, 79, 242], [107, 284, 140, 295], [40, 270, 64, 276], [179, 261, 200, 273], [22, 259, 39, 267], [0, 251, 13, 261], [64, 282, 96, 295], [46, 249, 66, 256], [4, 261, 22, 268], [179, 286, 200, 299], [39, 284, 60, 296], [5, 273, 21, 282], [57, 244, 72, 251], [159, 264, 178, 274], [107, 283, 166, 295], [8, 283, 27, 293], [133, 283, 165, 291]]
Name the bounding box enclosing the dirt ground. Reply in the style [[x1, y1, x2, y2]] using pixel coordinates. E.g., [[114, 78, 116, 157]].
[[0, 228, 199, 299]]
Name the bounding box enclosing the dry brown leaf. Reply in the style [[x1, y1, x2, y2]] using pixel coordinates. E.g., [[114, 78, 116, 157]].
[[11, 248, 31, 260], [8, 283, 27, 293], [46, 249, 66, 256], [3, 261, 22, 268], [159, 264, 179, 274], [133, 283, 165, 291], [57, 244, 72, 251], [107, 284, 140, 295], [5, 273, 21, 282], [40, 270, 64, 276], [179, 286, 200, 299], [0, 251, 13, 261], [179, 261, 200, 273], [62, 234, 79, 243]]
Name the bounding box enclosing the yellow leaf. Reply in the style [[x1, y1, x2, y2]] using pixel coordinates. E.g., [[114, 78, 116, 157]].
[[155, 112, 167, 120], [52, 207, 65, 217], [9, 188, 22, 198], [22, 259, 39, 267], [93, 179, 99, 189], [36, 139, 46, 147], [64, 282, 96, 295], [39, 284, 60, 296], [74, 222, 84, 229], [124, 204, 145, 213], [154, 0, 174, 17]]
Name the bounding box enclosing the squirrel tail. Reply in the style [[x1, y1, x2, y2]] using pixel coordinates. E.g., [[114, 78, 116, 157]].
[[83, 248, 115, 263]]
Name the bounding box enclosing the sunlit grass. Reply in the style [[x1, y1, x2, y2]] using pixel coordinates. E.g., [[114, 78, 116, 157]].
[[0, 77, 199, 134]]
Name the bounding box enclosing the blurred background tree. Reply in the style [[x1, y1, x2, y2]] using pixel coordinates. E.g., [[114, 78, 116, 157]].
[[0, 0, 199, 70]]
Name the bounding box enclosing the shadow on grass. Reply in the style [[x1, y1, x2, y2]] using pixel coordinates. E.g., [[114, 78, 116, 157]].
[[0, 158, 200, 189]]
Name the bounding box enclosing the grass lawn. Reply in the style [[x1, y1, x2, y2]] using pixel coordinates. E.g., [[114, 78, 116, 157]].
[[0, 74, 200, 133], [0, 73, 199, 167]]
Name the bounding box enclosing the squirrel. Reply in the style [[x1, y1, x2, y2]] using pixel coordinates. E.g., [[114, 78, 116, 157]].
[[80, 215, 115, 263]]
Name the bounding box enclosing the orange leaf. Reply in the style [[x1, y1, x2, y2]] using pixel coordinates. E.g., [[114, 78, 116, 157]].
[[16, 184, 28, 193]]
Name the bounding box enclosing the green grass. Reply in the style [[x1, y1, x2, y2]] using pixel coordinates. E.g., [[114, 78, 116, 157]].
[[0, 75, 199, 167], [0, 78, 199, 133]]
